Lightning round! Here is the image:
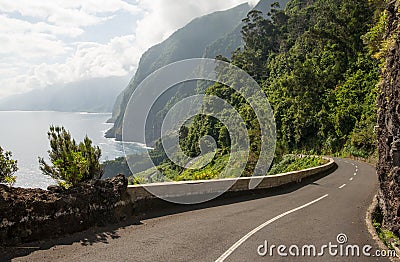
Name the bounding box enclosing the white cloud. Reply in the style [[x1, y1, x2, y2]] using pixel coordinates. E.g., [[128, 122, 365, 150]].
[[0, 15, 76, 61], [0, 15, 84, 37], [77, 0, 140, 15], [248, 0, 260, 7], [59, 35, 139, 80], [0, 0, 140, 26], [0, 35, 138, 94], [0, 0, 255, 98], [134, 0, 251, 51]]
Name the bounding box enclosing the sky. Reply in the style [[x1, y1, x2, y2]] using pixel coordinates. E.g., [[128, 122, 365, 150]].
[[0, 0, 258, 98]]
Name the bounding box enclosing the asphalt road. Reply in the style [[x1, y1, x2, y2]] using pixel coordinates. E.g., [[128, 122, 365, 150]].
[[2, 158, 393, 261]]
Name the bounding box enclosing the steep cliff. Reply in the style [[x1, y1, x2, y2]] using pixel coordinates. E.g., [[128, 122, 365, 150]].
[[105, 3, 252, 139], [106, 0, 289, 141], [377, 0, 400, 236]]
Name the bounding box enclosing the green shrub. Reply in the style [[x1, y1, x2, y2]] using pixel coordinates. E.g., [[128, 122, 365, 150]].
[[0, 146, 18, 186], [372, 207, 399, 250], [39, 126, 103, 188]]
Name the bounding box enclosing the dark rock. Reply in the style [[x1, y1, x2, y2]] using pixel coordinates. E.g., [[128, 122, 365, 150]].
[[47, 185, 64, 193], [0, 175, 131, 246], [377, 0, 400, 237], [390, 140, 400, 166]]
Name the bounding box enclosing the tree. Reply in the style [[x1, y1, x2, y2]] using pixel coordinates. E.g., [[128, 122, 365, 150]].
[[39, 126, 103, 188], [0, 146, 18, 186], [233, 9, 280, 81]]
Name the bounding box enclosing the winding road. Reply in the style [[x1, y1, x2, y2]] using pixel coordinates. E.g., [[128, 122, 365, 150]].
[[2, 158, 393, 261]]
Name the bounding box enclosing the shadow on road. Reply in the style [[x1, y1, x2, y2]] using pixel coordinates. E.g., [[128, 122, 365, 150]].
[[0, 218, 143, 262]]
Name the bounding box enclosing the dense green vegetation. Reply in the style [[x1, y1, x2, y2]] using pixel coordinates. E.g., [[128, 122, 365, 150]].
[[128, 154, 326, 184], [0, 146, 18, 186], [268, 155, 327, 175], [39, 126, 103, 188], [188, 0, 381, 157], [105, 0, 385, 183], [237, 0, 379, 156]]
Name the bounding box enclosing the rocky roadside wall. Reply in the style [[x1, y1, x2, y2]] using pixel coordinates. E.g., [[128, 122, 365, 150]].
[[0, 175, 132, 246], [377, 0, 400, 236]]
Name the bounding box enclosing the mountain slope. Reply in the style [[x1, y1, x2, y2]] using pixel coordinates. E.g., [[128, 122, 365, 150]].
[[106, 3, 252, 138], [107, 0, 289, 140], [203, 0, 290, 60], [0, 76, 129, 113]]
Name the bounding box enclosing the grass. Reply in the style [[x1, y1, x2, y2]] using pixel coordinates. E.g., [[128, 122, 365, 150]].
[[372, 207, 400, 250], [128, 153, 328, 185], [268, 155, 327, 176]]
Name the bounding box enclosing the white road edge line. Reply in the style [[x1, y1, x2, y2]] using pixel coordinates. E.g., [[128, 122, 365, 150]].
[[339, 184, 346, 189], [215, 194, 329, 262]]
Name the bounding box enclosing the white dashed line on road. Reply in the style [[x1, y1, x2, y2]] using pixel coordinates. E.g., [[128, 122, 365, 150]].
[[339, 184, 346, 189], [215, 194, 329, 262]]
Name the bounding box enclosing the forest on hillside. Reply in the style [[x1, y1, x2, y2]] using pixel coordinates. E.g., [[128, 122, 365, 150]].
[[104, 0, 386, 182], [191, 0, 382, 158]]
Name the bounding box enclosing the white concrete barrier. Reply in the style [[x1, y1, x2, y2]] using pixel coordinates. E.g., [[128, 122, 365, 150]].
[[126, 157, 335, 203]]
